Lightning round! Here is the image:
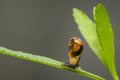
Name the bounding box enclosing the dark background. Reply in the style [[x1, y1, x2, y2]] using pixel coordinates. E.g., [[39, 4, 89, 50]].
[[0, 0, 119, 80]]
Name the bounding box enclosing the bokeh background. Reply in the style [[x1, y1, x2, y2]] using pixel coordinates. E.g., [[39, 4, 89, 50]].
[[0, 0, 120, 80]]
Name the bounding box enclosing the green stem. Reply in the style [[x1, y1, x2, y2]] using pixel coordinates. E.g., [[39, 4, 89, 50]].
[[0, 46, 105, 80]]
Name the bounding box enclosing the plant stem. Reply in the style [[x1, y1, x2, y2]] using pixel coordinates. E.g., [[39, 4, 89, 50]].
[[0, 46, 105, 80]]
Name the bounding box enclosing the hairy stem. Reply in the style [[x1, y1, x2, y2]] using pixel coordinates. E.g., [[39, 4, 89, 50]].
[[0, 46, 105, 80]]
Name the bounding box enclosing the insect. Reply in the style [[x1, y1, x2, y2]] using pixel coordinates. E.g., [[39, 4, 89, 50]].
[[62, 37, 84, 69]]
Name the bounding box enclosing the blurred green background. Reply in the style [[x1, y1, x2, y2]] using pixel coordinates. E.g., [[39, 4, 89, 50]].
[[0, 0, 119, 80]]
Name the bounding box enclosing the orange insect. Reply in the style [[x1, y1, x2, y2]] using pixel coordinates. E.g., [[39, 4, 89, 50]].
[[62, 37, 84, 69]]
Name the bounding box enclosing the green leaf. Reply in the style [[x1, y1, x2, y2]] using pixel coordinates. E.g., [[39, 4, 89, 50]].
[[72, 8, 103, 61], [94, 3, 119, 80], [73, 3, 119, 80], [0, 46, 105, 80]]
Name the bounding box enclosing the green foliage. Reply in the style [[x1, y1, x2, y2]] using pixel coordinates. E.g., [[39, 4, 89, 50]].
[[73, 3, 119, 80], [94, 4, 119, 80], [0, 3, 119, 80], [0, 46, 105, 80]]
